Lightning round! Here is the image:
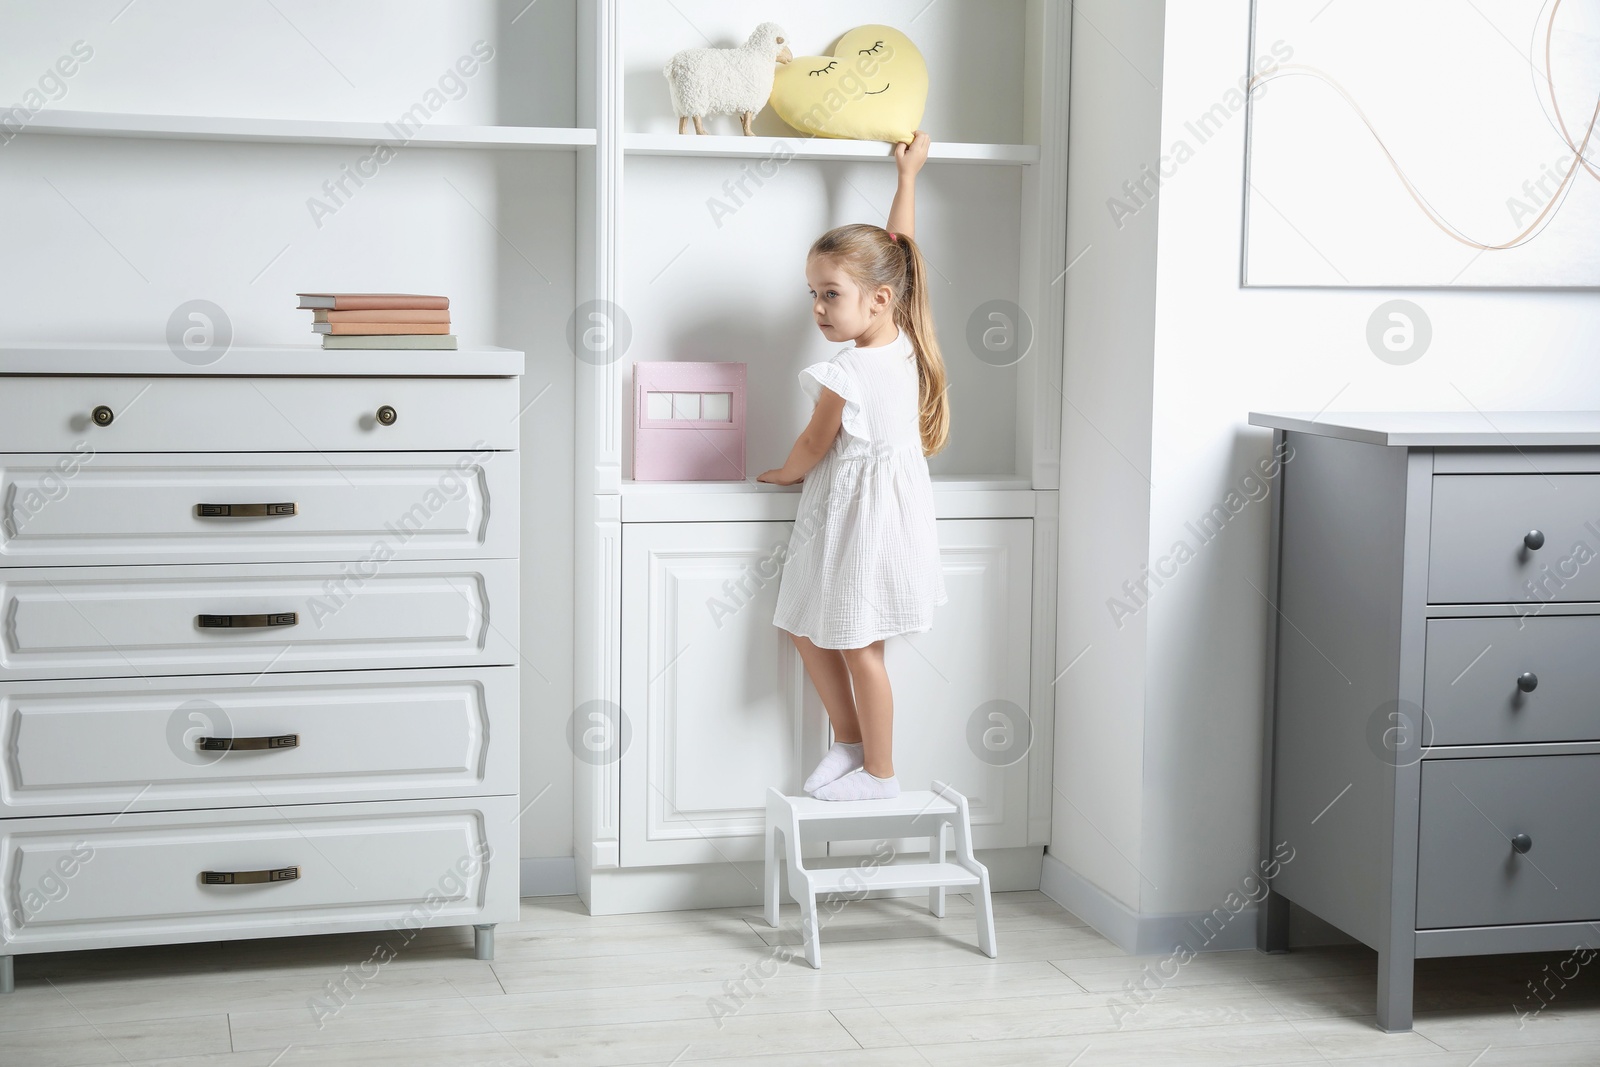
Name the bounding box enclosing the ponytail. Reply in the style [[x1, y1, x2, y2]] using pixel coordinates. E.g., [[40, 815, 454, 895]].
[[892, 232, 950, 457], [808, 224, 951, 457]]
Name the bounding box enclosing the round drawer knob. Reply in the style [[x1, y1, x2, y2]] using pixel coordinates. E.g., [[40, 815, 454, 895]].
[[1517, 672, 1539, 693], [1524, 530, 1545, 551], [376, 405, 398, 426], [1511, 833, 1533, 854], [91, 405, 114, 427]]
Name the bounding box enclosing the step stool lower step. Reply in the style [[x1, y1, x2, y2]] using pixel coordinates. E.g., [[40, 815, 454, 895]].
[[808, 862, 981, 894]]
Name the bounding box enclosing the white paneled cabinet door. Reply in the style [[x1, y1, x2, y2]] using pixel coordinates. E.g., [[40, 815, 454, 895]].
[[838, 518, 1035, 854], [620, 522, 826, 866], [620, 518, 1033, 867]]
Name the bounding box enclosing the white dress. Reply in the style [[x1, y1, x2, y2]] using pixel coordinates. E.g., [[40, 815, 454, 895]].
[[772, 329, 948, 649]]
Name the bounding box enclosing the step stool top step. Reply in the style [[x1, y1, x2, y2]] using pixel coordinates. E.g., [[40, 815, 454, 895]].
[[807, 862, 981, 894], [779, 790, 958, 820]]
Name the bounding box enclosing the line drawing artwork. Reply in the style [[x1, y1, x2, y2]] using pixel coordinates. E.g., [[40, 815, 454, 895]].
[[1244, 0, 1600, 286]]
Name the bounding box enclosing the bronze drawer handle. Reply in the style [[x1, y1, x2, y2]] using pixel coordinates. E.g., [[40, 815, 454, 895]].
[[376, 405, 398, 426], [91, 405, 114, 426], [196, 503, 298, 518], [197, 734, 299, 751], [196, 612, 298, 628], [201, 866, 300, 886]]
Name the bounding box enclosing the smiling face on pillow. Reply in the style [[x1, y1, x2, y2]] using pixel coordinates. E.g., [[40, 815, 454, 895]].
[[769, 25, 928, 143]]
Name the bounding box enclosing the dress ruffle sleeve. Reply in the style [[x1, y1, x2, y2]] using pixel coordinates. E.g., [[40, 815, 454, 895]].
[[799, 358, 869, 442]]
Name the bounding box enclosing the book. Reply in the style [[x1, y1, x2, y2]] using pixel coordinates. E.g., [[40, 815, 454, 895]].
[[296, 293, 449, 311], [321, 334, 458, 350], [313, 322, 451, 335], [313, 309, 450, 323]]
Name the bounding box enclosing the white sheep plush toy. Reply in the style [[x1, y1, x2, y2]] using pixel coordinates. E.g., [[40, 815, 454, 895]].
[[664, 23, 793, 135]]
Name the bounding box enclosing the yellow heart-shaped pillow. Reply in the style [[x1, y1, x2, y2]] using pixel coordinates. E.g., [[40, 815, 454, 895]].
[[770, 25, 927, 143]]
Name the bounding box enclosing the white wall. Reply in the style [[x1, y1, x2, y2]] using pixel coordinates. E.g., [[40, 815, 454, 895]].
[[1057, 0, 1600, 923], [1144, 0, 1600, 917], [1052, 0, 1164, 911]]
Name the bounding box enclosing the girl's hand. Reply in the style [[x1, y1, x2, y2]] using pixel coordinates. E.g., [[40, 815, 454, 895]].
[[756, 468, 802, 486], [895, 130, 930, 179]]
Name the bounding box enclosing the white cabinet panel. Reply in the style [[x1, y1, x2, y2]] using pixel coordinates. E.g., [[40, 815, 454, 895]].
[[620, 522, 827, 866], [0, 452, 517, 566], [0, 667, 516, 816], [845, 518, 1035, 852], [619, 518, 1033, 867], [0, 559, 517, 679], [0, 796, 519, 954], [0, 377, 518, 453]]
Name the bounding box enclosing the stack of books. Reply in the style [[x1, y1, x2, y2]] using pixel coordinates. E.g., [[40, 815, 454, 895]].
[[296, 293, 456, 350]]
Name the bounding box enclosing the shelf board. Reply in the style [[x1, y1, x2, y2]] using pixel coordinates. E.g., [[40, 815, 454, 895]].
[[0, 341, 524, 377], [624, 133, 1039, 166], [622, 476, 1031, 494], [11, 110, 597, 151], [619, 475, 1036, 523]]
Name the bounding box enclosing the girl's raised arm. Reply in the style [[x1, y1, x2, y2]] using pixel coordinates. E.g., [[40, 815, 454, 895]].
[[887, 130, 930, 239]]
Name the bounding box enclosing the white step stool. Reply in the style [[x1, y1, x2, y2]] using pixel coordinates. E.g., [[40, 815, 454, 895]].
[[764, 780, 997, 968]]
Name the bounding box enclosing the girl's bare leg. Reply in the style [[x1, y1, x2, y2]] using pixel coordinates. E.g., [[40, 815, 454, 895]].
[[789, 633, 860, 742], [841, 640, 893, 777]]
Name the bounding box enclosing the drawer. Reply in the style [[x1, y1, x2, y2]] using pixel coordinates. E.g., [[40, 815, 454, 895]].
[[1417, 755, 1600, 928], [0, 377, 518, 453], [1429, 474, 1600, 603], [0, 796, 519, 953], [0, 667, 516, 816], [0, 452, 517, 566], [1423, 616, 1600, 745], [0, 559, 517, 680]]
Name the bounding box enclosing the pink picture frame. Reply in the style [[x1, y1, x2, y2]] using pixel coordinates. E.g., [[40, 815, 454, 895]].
[[633, 361, 747, 481]]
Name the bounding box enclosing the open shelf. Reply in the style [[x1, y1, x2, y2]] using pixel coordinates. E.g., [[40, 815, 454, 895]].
[[624, 133, 1038, 166], [12, 110, 597, 152]]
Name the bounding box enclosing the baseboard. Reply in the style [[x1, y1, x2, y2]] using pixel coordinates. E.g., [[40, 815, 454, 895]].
[[1039, 852, 1260, 955], [519, 856, 577, 897]]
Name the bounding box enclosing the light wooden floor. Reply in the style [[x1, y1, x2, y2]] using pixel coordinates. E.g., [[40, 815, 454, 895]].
[[3, 891, 1599, 1065]]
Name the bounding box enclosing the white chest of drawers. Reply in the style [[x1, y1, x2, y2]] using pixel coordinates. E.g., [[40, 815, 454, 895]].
[[0, 344, 523, 992], [1252, 411, 1600, 1033]]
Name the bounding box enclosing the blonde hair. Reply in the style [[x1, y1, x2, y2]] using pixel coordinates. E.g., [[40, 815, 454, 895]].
[[809, 224, 950, 457]]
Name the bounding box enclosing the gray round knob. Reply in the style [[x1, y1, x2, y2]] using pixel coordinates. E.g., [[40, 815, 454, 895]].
[[376, 405, 397, 426], [1517, 672, 1538, 693], [1512, 833, 1533, 854], [91, 405, 114, 427], [1524, 530, 1545, 551]]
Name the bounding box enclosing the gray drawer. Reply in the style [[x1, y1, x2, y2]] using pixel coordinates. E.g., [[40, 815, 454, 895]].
[[1429, 474, 1600, 603], [1417, 755, 1600, 928], [1424, 616, 1600, 745]]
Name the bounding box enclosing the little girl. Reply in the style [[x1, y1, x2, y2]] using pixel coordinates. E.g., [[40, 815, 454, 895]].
[[758, 131, 948, 802]]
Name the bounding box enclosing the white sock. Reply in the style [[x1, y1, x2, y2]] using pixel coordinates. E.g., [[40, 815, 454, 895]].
[[804, 741, 864, 794], [813, 769, 900, 802]]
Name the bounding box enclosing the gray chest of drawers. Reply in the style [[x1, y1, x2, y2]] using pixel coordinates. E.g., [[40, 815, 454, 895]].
[[1251, 410, 1600, 1033]]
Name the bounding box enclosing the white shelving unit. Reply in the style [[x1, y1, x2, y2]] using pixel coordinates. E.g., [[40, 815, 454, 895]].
[[0, 0, 1071, 916], [575, 0, 1071, 914], [0, 0, 584, 889]]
